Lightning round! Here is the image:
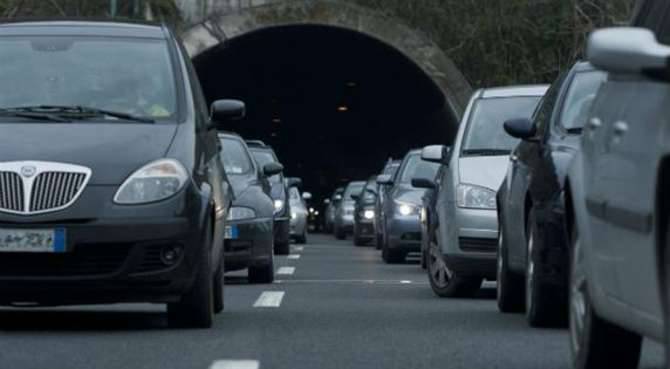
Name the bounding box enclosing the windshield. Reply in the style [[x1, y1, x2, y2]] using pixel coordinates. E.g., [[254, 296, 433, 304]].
[[399, 154, 440, 183], [560, 71, 607, 131], [343, 182, 365, 200], [251, 149, 281, 183], [221, 138, 253, 175], [0, 36, 176, 120], [361, 179, 378, 201], [289, 187, 301, 201], [462, 96, 541, 154]]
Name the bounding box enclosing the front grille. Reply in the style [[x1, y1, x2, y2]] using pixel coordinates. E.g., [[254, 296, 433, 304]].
[[0, 243, 131, 277], [459, 237, 497, 252], [30, 172, 87, 212], [401, 232, 421, 241], [0, 172, 24, 212]]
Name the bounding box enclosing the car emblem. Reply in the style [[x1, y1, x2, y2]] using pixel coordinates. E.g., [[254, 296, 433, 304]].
[[20, 165, 36, 178]]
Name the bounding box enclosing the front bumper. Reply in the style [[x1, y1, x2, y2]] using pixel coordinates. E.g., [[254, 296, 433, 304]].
[[354, 218, 376, 240], [443, 207, 498, 279], [0, 185, 209, 306], [386, 215, 421, 252], [224, 217, 273, 272]]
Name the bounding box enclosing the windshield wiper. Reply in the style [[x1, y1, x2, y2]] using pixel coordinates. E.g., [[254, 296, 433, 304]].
[[461, 149, 511, 156], [0, 105, 155, 123], [0, 109, 71, 122]]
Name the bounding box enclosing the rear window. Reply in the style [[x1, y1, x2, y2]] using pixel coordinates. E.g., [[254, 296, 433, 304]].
[[220, 138, 253, 175], [344, 183, 365, 199]]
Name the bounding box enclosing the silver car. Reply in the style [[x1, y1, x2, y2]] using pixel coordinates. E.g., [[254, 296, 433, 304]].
[[428, 85, 547, 297], [288, 184, 310, 244], [565, 23, 670, 369], [334, 181, 365, 240]]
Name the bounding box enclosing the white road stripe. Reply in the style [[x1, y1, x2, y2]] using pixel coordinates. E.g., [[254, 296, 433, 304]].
[[209, 360, 259, 369], [400, 280, 412, 284], [287, 254, 301, 260], [276, 266, 295, 275], [291, 246, 304, 252], [253, 291, 285, 307]]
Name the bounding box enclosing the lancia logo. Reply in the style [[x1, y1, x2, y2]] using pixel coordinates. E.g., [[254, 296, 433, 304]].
[[20, 166, 36, 178]]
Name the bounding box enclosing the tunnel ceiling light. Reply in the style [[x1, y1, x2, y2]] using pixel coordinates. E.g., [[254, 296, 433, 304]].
[[346, 81, 357, 88], [272, 118, 281, 123], [337, 105, 349, 112]]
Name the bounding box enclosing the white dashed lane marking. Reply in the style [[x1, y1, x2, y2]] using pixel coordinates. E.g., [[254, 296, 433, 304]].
[[287, 254, 301, 260], [276, 266, 295, 275], [291, 246, 304, 252], [209, 360, 260, 369], [253, 291, 285, 307]]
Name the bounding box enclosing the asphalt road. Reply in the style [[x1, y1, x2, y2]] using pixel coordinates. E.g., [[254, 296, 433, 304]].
[[0, 234, 664, 369]]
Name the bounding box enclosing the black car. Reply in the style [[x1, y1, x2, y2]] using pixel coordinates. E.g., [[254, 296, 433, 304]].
[[248, 141, 291, 255], [0, 21, 243, 328], [352, 176, 378, 246], [374, 159, 401, 249], [219, 133, 283, 284], [496, 62, 607, 326]]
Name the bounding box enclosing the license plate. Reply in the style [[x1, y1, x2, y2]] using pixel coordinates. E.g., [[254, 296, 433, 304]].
[[224, 225, 239, 240], [0, 228, 66, 253]]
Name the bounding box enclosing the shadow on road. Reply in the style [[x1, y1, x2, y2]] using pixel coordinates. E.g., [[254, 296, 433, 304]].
[[0, 309, 168, 331]]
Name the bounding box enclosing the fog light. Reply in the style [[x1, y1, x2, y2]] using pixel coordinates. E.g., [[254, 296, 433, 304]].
[[160, 245, 183, 265]]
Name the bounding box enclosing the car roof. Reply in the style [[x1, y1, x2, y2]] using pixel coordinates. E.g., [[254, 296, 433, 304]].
[[480, 84, 549, 99], [245, 140, 267, 148], [347, 181, 367, 186], [217, 131, 243, 140], [573, 61, 596, 73], [0, 20, 167, 39]]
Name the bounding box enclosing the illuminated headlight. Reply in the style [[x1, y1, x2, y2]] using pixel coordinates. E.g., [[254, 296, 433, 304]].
[[457, 183, 497, 210], [363, 209, 375, 219], [114, 159, 188, 204], [227, 207, 256, 221], [394, 201, 417, 216], [291, 211, 297, 220], [273, 199, 285, 214]]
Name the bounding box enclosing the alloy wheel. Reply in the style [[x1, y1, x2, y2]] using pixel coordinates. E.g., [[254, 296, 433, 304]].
[[497, 228, 505, 302], [569, 232, 587, 354], [429, 241, 452, 288], [525, 226, 535, 313]]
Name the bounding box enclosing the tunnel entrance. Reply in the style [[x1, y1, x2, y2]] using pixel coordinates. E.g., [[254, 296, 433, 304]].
[[193, 24, 459, 198]]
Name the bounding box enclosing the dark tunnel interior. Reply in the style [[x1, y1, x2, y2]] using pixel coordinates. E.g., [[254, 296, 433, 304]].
[[193, 24, 457, 200]]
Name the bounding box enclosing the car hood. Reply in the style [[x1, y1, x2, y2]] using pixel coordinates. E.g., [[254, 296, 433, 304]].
[[458, 156, 508, 190], [392, 184, 425, 206], [228, 174, 256, 199], [0, 123, 178, 185]]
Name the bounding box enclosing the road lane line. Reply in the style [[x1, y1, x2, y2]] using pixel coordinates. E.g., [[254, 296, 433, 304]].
[[253, 291, 285, 307], [291, 246, 304, 252], [209, 360, 259, 369], [276, 266, 295, 275], [287, 254, 301, 259], [273, 279, 428, 285]]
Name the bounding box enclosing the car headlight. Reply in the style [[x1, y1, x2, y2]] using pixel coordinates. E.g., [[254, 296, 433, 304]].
[[291, 211, 297, 220], [274, 199, 285, 214], [114, 159, 188, 205], [363, 209, 375, 219], [457, 183, 497, 210], [227, 207, 256, 221], [394, 201, 417, 216]]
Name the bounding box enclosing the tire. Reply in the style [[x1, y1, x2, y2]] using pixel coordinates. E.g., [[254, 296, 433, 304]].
[[381, 230, 404, 263], [213, 257, 224, 314], [274, 239, 290, 255], [427, 238, 482, 298], [296, 229, 307, 244], [335, 226, 346, 240], [420, 247, 427, 270], [665, 224, 670, 369], [569, 225, 642, 369], [496, 224, 524, 313], [526, 210, 567, 327], [375, 226, 383, 250], [168, 221, 214, 329], [248, 258, 275, 284], [353, 227, 366, 246]]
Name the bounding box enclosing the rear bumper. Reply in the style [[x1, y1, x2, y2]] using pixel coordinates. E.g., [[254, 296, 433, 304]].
[[224, 217, 273, 271]]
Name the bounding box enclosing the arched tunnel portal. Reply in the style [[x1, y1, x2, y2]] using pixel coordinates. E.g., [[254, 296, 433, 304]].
[[181, 0, 473, 199]]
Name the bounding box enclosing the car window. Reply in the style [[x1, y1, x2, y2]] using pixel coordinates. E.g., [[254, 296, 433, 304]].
[[361, 179, 377, 200], [559, 71, 608, 131], [383, 164, 400, 176], [344, 183, 364, 199], [289, 187, 301, 200], [0, 36, 177, 120], [399, 154, 440, 183], [220, 138, 253, 175], [251, 150, 281, 183], [461, 96, 541, 155]]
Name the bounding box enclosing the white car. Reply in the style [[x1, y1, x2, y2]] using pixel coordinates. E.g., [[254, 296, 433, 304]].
[[565, 16, 670, 369]]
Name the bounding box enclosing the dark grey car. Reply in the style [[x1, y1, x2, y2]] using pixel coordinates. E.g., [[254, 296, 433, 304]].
[[374, 160, 401, 250], [334, 181, 365, 240], [0, 20, 244, 328], [219, 133, 282, 284]]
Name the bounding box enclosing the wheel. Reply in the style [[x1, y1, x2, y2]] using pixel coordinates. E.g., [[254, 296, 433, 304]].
[[420, 247, 427, 270], [665, 223, 670, 369], [496, 224, 524, 313], [168, 221, 214, 329], [248, 258, 275, 284], [296, 230, 307, 244], [525, 210, 567, 327], [569, 225, 642, 369], [213, 257, 224, 314], [427, 238, 482, 298], [375, 225, 383, 250], [381, 230, 404, 263], [335, 225, 346, 240], [353, 227, 366, 246], [274, 239, 290, 255]]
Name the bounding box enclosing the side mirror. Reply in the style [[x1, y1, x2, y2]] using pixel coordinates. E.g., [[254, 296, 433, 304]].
[[376, 174, 394, 186], [302, 192, 313, 200], [350, 193, 360, 200], [334, 194, 343, 201], [210, 100, 245, 126], [504, 118, 537, 140], [263, 162, 283, 176], [287, 177, 303, 188], [588, 27, 670, 79], [411, 177, 436, 189], [421, 145, 450, 164]]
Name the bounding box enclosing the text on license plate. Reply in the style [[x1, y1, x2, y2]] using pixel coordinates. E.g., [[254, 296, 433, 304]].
[[0, 228, 66, 253], [224, 225, 239, 240]]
